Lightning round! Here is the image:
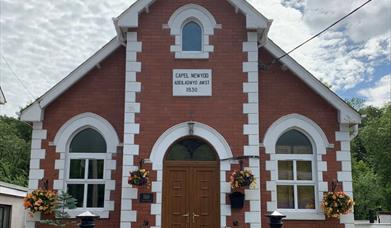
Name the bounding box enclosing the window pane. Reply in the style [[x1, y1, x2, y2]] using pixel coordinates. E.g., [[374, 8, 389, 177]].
[[166, 144, 191, 160], [87, 184, 105, 208], [193, 144, 217, 161], [166, 138, 217, 161], [69, 159, 85, 179], [67, 184, 84, 207], [0, 205, 11, 228], [298, 185, 315, 209], [278, 161, 293, 180], [297, 161, 312, 180], [88, 160, 104, 179], [276, 130, 312, 154], [277, 185, 294, 209], [182, 21, 202, 51], [70, 128, 106, 153]]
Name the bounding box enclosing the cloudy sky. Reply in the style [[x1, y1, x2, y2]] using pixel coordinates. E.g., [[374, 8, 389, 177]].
[[0, 0, 390, 116]]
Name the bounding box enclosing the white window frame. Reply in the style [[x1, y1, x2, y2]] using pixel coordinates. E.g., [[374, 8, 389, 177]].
[[167, 4, 220, 59], [66, 146, 107, 209], [52, 113, 119, 218], [263, 114, 332, 220], [275, 132, 318, 213]]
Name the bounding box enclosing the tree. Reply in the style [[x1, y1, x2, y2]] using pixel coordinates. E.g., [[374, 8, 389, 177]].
[[359, 104, 391, 210], [0, 115, 31, 186], [349, 103, 391, 219], [352, 159, 383, 219], [41, 191, 78, 227]]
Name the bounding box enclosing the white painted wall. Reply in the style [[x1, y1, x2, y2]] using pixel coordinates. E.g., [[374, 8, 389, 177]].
[[0, 193, 27, 228]]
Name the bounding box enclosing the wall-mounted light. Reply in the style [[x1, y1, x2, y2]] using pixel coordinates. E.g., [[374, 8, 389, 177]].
[[188, 122, 195, 135]]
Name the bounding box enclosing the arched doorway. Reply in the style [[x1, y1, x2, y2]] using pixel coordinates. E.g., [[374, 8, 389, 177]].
[[162, 137, 220, 227]]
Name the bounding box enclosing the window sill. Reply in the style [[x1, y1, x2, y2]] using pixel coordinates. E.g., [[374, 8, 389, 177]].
[[175, 52, 209, 59], [65, 208, 109, 219], [277, 210, 325, 220]]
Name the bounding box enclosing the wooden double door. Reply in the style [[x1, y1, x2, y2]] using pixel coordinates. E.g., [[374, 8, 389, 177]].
[[163, 161, 220, 228]]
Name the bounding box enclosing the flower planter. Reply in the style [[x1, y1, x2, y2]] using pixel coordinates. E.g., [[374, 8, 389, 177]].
[[229, 192, 245, 209], [128, 168, 150, 187]]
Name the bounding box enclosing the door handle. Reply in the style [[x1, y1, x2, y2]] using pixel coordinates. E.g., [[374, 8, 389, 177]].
[[182, 213, 189, 223], [192, 212, 199, 223]]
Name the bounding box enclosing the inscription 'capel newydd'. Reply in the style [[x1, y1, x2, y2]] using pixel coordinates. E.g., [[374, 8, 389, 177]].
[[172, 69, 212, 96]]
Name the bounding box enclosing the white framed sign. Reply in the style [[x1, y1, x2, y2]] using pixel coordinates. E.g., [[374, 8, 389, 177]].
[[172, 69, 212, 96]]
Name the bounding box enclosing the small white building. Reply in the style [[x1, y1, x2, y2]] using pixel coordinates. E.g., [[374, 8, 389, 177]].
[[0, 181, 27, 228]]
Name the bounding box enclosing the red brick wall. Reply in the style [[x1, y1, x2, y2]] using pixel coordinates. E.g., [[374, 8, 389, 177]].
[[133, 0, 248, 226], [258, 48, 344, 228], [38, 47, 126, 228]]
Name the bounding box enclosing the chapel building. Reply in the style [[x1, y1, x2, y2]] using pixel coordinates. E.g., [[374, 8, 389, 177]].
[[21, 0, 361, 227]]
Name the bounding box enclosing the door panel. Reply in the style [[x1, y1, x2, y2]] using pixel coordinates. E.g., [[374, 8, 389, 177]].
[[163, 163, 219, 228], [163, 167, 190, 228], [191, 167, 219, 228]]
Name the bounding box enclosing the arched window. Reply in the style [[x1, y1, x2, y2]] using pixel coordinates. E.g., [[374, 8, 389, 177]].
[[182, 21, 202, 52], [166, 138, 217, 161], [275, 130, 316, 210], [67, 128, 106, 208]]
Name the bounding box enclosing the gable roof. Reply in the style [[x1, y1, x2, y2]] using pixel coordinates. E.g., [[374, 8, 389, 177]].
[[20, 0, 360, 124]]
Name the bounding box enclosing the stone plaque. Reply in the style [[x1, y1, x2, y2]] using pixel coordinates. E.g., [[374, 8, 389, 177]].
[[173, 69, 212, 96]]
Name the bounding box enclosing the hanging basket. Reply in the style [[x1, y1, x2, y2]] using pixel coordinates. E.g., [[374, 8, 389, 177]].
[[229, 192, 245, 209], [24, 189, 57, 215], [321, 181, 354, 218], [128, 168, 150, 187], [229, 169, 256, 190]]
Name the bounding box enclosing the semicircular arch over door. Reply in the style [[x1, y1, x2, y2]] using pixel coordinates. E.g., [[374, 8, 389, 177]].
[[162, 137, 220, 228]]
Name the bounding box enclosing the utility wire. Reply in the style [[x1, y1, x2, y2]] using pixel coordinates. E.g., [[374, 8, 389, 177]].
[[1, 54, 37, 100], [271, 0, 373, 64]]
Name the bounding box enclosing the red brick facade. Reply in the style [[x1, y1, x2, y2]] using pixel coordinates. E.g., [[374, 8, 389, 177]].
[[31, 0, 351, 227]]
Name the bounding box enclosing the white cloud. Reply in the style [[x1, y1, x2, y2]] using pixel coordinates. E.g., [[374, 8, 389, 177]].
[[0, 0, 133, 116], [359, 74, 391, 107], [249, 0, 390, 90]]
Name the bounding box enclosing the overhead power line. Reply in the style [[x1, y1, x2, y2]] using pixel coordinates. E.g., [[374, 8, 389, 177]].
[[271, 0, 373, 63], [1, 54, 37, 100]]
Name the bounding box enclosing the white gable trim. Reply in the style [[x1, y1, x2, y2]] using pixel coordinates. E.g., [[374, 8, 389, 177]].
[[20, 38, 121, 122], [117, 0, 156, 28], [264, 40, 361, 124], [115, 0, 271, 38], [226, 0, 270, 29]]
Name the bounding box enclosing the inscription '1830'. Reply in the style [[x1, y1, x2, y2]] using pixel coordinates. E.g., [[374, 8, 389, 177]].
[[172, 69, 212, 96]]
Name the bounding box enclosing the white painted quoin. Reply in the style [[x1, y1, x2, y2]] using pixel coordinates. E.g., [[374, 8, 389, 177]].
[[20, 0, 361, 228]]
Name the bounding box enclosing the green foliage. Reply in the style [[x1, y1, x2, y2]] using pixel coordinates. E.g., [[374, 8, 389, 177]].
[[40, 191, 78, 227], [0, 115, 31, 186], [351, 103, 391, 219], [352, 160, 383, 219]]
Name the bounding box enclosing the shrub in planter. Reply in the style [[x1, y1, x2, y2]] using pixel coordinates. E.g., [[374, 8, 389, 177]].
[[128, 168, 150, 187], [321, 191, 354, 218]]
